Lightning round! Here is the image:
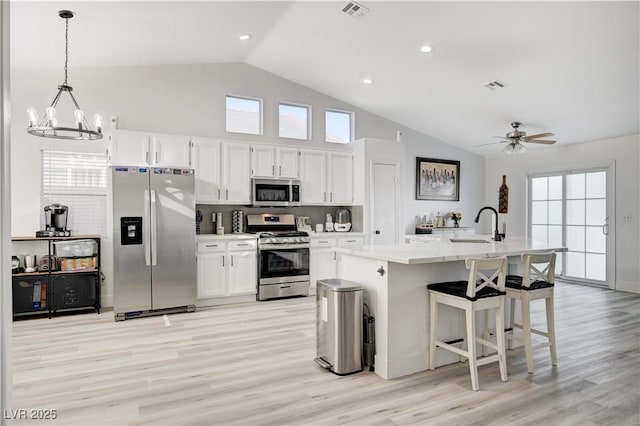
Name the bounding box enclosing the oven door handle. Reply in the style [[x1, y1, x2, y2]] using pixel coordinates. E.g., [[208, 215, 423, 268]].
[[259, 243, 310, 250]]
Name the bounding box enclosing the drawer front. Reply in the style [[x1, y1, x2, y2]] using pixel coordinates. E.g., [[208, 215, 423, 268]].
[[228, 240, 257, 251], [197, 241, 225, 253], [311, 238, 337, 248], [337, 237, 364, 246]]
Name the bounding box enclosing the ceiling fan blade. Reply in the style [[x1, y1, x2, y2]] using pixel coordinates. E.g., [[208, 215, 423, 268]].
[[475, 140, 508, 147], [525, 132, 554, 140], [526, 139, 556, 145]]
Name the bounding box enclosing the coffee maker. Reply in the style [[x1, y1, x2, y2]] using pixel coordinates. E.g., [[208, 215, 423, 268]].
[[36, 204, 71, 237]]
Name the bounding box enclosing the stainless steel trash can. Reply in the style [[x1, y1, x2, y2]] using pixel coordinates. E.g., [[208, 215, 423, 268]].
[[315, 278, 363, 375]]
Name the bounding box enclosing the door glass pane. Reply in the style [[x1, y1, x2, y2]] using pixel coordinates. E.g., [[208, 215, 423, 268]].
[[548, 201, 562, 224], [548, 225, 562, 247], [566, 173, 585, 199], [531, 177, 548, 200], [586, 253, 606, 281], [586, 172, 606, 198], [566, 251, 585, 278], [566, 200, 585, 225], [586, 199, 606, 225], [567, 226, 585, 251], [586, 226, 606, 253], [531, 225, 548, 243], [548, 176, 563, 200], [531, 201, 548, 224]]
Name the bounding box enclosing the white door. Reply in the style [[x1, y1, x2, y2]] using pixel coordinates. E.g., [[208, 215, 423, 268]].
[[310, 248, 336, 291], [197, 253, 226, 298], [251, 145, 276, 177], [193, 139, 222, 203], [150, 134, 191, 168], [108, 131, 149, 166], [223, 143, 251, 204], [371, 162, 399, 245], [327, 152, 353, 204], [228, 251, 257, 295], [529, 167, 612, 286], [277, 147, 299, 178], [299, 149, 327, 204]]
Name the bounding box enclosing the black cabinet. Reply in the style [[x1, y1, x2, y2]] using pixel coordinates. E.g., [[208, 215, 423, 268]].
[[11, 235, 101, 318]]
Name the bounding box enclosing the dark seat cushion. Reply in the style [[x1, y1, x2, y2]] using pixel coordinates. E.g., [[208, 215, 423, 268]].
[[505, 275, 554, 291], [427, 281, 505, 301]]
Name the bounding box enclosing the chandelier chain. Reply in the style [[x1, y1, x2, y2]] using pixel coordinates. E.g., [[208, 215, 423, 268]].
[[64, 17, 69, 85]]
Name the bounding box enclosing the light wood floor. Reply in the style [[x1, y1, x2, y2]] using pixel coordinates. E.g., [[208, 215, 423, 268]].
[[12, 282, 640, 425]]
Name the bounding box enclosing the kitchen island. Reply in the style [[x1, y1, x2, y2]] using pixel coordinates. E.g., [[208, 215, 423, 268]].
[[334, 237, 566, 379]]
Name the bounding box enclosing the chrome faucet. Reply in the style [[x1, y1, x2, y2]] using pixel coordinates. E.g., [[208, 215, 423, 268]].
[[474, 206, 505, 242]]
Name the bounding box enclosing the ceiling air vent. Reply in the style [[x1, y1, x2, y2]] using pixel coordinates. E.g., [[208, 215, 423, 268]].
[[341, 1, 369, 19], [484, 80, 506, 91]]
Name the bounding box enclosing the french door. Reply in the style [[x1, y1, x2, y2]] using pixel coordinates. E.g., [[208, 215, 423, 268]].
[[528, 166, 613, 287]]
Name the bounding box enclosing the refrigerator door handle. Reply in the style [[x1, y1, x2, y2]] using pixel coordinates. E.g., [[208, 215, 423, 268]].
[[150, 190, 158, 266], [144, 189, 151, 266]]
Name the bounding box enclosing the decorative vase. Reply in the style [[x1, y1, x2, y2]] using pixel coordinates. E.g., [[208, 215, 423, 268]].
[[453, 222, 460, 228]]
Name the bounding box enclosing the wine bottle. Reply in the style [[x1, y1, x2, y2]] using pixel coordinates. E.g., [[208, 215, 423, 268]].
[[499, 175, 509, 214]]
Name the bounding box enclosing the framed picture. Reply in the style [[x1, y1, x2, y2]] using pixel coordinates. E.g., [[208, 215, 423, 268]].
[[416, 157, 460, 201]]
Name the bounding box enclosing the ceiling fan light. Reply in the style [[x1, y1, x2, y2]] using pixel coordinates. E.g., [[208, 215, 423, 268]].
[[502, 143, 515, 154], [514, 143, 527, 154]]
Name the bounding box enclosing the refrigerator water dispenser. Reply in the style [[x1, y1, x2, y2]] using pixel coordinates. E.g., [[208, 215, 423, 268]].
[[120, 217, 143, 245]]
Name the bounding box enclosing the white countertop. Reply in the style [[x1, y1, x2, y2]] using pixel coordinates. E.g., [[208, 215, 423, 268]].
[[196, 233, 257, 241], [334, 237, 567, 265]]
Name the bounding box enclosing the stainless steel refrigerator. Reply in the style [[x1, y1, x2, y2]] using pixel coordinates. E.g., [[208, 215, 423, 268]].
[[111, 166, 196, 321]]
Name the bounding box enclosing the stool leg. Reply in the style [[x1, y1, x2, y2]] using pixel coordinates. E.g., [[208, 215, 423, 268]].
[[496, 297, 508, 382], [482, 309, 489, 357], [465, 306, 479, 391], [508, 297, 516, 350], [521, 294, 534, 374], [546, 292, 558, 366], [429, 294, 437, 370]]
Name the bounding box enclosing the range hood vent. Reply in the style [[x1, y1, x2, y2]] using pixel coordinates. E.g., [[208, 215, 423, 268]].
[[341, 1, 369, 19]]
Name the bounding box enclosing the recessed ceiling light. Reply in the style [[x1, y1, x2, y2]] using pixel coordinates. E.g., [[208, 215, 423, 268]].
[[363, 78, 373, 85], [420, 45, 433, 53], [239, 34, 252, 41]]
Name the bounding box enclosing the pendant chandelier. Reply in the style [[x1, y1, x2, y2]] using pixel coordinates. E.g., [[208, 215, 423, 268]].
[[26, 10, 103, 140]]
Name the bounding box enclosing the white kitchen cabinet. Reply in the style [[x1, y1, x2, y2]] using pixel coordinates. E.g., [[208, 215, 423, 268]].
[[228, 250, 257, 295], [196, 238, 257, 299], [192, 139, 251, 204], [108, 130, 191, 168], [309, 235, 364, 292], [299, 149, 327, 204], [149, 134, 191, 168], [327, 152, 353, 204], [251, 145, 299, 178], [108, 131, 149, 166]]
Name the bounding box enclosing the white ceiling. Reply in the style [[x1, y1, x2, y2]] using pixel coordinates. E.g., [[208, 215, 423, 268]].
[[10, 1, 640, 156]]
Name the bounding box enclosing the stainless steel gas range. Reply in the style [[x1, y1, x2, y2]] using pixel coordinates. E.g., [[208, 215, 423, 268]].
[[247, 214, 310, 301]]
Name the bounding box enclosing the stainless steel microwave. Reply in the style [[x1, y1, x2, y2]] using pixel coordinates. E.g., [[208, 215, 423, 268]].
[[252, 178, 301, 207]]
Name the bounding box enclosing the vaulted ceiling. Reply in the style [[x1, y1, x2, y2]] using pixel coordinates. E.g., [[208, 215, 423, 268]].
[[10, 1, 640, 156]]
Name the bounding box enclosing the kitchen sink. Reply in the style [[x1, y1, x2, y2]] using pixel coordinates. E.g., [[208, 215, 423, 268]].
[[449, 238, 490, 243]]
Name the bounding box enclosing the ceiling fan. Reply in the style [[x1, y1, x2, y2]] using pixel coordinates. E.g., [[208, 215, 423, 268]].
[[476, 122, 556, 154]]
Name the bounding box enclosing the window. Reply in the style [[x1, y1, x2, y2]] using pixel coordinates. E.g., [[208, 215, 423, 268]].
[[278, 102, 310, 140], [226, 95, 262, 135], [41, 150, 107, 236], [325, 109, 354, 144]]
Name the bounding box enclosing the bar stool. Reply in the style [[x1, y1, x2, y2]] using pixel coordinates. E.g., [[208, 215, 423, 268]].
[[504, 251, 557, 373], [428, 256, 508, 391]]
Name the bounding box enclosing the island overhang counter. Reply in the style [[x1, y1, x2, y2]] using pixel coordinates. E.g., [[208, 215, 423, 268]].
[[333, 238, 567, 380]]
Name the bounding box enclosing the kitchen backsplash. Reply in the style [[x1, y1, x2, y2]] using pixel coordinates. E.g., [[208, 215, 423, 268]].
[[196, 205, 363, 235]]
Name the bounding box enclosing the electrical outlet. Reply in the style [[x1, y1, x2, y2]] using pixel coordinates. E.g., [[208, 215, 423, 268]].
[[623, 214, 632, 222]]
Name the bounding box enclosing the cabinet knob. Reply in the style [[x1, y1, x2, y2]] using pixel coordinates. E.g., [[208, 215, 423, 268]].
[[377, 266, 385, 277], [375, 230, 381, 235]]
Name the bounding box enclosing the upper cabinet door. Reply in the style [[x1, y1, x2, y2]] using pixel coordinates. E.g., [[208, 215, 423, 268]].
[[327, 152, 353, 204], [150, 134, 192, 168], [193, 139, 222, 203], [251, 145, 276, 177], [108, 131, 150, 166], [223, 143, 251, 204], [299, 149, 327, 204], [277, 147, 299, 178]]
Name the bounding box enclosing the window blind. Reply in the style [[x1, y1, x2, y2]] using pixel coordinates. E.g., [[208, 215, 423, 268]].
[[41, 150, 107, 236]]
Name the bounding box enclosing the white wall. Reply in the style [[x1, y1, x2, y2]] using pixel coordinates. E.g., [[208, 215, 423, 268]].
[[11, 63, 487, 305], [485, 135, 640, 293]]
